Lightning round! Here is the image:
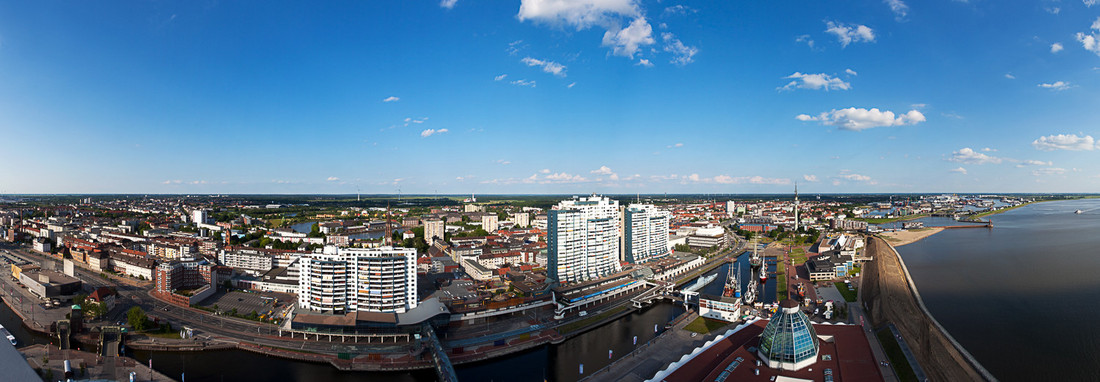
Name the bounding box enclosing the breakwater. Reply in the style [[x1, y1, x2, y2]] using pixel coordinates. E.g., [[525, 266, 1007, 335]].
[[861, 236, 996, 381]]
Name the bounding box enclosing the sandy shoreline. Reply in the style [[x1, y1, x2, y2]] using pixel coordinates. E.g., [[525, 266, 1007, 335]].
[[878, 227, 945, 247]]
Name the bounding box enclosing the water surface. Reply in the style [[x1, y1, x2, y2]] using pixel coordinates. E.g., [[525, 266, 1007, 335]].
[[898, 199, 1100, 381]]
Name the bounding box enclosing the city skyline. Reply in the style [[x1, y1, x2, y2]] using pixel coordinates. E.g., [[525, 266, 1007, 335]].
[[2, 1, 1100, 194]]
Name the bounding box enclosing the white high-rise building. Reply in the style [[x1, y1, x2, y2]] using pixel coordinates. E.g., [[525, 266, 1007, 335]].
[[511, 212, 530, 228], [481, 214, 499, 232], [192, 209, 208, 225], [298, 246, 418, 314], [548, 195, 621, 284], [424, 219, 445, 245], [624, 204, 671, 264], [726, 200, 737, 218]]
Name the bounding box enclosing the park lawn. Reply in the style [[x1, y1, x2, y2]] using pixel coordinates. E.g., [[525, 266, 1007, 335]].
[[556, 305, 630, 334], [835, 282, 858, 302], [684, 317, 728, 334], [876, 329, 918, 382]]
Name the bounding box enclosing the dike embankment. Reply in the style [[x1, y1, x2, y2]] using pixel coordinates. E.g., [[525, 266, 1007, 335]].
[[861, 236, 997, 382]]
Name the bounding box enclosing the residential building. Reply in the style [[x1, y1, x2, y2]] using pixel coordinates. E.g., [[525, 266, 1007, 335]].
[[192, 209, 208, 225], [424, 219, 445, 245], [481, 214, 499, 232], [297, 246, 418, 314], [153, 260, 223, 306], [548, 195, 621, 284], [624, 204, 671, 263], [511, 212, 530, 228], [831, 219, 869, 231]]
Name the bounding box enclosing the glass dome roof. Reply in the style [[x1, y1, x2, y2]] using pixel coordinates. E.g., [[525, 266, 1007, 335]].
[[757, 299, 819, 370]]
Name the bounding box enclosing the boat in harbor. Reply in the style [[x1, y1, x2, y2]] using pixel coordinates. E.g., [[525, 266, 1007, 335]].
[[0, 323, 15, 346], [723, 262, 742, 299], [748, 238, 762, 270]]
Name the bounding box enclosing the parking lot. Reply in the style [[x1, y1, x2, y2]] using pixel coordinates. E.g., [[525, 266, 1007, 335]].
[[197, 290, 280, 317]]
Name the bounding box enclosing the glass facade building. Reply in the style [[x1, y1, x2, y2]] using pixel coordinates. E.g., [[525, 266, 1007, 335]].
[[757, 299, 820, 370]]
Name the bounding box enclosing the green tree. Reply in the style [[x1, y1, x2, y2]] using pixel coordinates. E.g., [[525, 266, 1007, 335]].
[[126, 307, 147, 332], [308, 223, 324, 238]]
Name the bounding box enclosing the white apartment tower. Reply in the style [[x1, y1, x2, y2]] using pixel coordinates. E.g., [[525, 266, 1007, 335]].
[[726, 200, 737, 218], [511, 212, 530, 228], [298, 246, 418, 314], [424, 219, 445, 245], [548, 195, 621, 284], [192, 209, 208, 225], [624, 204, 671, 263], [481, 214, 499, 232]]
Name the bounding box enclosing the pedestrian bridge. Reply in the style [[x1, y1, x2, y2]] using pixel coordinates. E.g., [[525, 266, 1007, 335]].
[[424, 325, 458, 382], [630, 280, 675, 309]]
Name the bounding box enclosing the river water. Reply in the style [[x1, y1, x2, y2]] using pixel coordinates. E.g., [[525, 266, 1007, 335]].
[[897, 198, 1100, 381]]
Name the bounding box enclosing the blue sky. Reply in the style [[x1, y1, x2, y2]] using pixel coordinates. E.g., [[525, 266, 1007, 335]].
[[2, 0, 1100, 194]]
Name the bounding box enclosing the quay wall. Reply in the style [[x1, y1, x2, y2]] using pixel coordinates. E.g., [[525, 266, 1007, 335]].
[[861, 236, 997, 382]]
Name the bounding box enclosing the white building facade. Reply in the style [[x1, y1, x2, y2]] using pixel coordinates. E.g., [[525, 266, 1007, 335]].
[[297, 246, 418, 314], [623, 204, 670, 264], [548, 195, 621, 284], [424, 219, 445, 245]]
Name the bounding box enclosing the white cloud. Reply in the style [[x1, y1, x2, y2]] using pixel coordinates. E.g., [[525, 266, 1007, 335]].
[[590, 166, 614, 175], [326, 176, 340, 181], [382, 96, 400, 103], [663, 5, 694, 15], [1032, 134, 1097, 151], [779, 72, 851, 91], [636, 58, 653, 67], [950, 167, 968, 174], [494, 74, 508, 81], [162, 180, 182, 185], [521, 57, 567, 77], [1016, 159, 1054, 167], [511, 79, 537, 87], [1004, 73, 1016, 79], [1038, 81, 1072, 90], [981, 147, 997, 152], [797, 107, 925, 131], [496, 159, 512, 165], [1087, 0, 1099, 7], [567, 82, 576, 88], [604, 17, 655, 57], [825, 21, 875, 47], [518, 0, 655, 58], [403, 117, 428, 126], [420, 128, 449, 137], [803, 174, 819, 182], [544, 172, 588, 183], [841, 173, 872, 182], [440, 0, 457, 9], [540, 168, 551, 174], [666, 142, 684, 148], [949, 147, 1003, 164], [884, 0, 909, 20], [1076, 17, 1100, 55], [796, 35, 815, 48], [1046, 6, 1061, 14], [845, 68, 858, 76], [1051, 42, 1064, 53], [1032, 167, 1067, 176], [661, 32, 697, 65]]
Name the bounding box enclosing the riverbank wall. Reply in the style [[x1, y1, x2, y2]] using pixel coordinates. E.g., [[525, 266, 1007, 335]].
[[861, 236, 997, 382]]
